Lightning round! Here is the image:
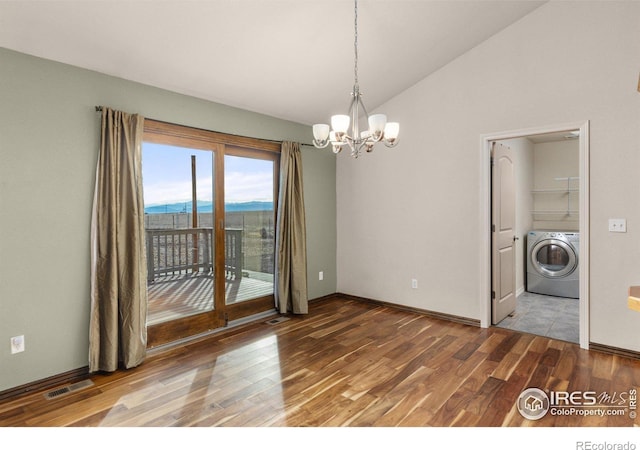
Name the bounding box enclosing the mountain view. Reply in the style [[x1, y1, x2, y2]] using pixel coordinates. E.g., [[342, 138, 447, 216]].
[[144, 200, 273, 214]]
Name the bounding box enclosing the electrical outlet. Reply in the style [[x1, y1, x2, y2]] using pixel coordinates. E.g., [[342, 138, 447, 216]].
[[411, 279, 418, 289], [10, 335, 24, 354], [319, 271, 324, 281]]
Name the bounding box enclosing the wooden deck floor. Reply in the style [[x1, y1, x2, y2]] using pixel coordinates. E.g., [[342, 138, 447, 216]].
[[147, 271, 274, 325], [1, 296, 639, 436]]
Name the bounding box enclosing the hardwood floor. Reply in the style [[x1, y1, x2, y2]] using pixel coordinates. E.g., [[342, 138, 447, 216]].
[[1, 296, 639, 429]]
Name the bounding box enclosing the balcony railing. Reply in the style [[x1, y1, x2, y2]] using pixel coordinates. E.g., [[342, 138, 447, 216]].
[[224, 228, 243, 279], [145, 228, 243, 282]]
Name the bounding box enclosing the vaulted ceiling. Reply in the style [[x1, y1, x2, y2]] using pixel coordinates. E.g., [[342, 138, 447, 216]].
[[0, 0, 546, 125]]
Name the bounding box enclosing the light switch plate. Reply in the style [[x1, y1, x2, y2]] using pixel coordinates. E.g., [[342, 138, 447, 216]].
[[609, 218, 627, 232]]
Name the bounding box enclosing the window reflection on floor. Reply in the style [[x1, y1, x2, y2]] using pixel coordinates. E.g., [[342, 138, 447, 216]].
[[99, 334, 284, 426]]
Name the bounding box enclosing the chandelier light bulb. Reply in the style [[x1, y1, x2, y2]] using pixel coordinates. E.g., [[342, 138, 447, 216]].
[[368, 114, 387, 139], [313, 124, 330, 142], [384, 122, 400, 141], [331, 114, 350, 134]]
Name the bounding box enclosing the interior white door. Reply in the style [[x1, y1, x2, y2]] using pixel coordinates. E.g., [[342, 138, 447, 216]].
[[491, 141, 517, 324]]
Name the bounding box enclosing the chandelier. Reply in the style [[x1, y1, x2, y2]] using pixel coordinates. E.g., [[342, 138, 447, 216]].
[[312, 0, 399, 158]]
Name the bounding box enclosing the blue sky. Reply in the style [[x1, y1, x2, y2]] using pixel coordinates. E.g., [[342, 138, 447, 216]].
[[142, 143, 274, 206]]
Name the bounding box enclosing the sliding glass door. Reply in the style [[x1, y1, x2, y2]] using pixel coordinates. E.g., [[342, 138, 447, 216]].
[[142, 144, 215, 326], [142, 121, 280, 348], [224, 152, 277, 310]]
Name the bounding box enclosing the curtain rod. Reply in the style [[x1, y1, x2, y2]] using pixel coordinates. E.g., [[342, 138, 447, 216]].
[[94, 105, 313, 146]]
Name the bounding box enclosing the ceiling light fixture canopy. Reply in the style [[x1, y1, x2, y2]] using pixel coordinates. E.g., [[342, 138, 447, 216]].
[[312, 0, 399, 158]]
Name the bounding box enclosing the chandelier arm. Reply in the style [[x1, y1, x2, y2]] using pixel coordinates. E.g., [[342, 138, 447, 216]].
[[345, 138, 356, 156], [357, 141, 370, 155]]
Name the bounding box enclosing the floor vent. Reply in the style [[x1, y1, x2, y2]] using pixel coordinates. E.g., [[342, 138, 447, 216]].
[[43, 379, 94, 400], [266, 316, 290, 325]]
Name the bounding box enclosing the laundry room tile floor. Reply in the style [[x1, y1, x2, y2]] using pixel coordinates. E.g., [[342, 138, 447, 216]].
[[496, 291, 579, 344]]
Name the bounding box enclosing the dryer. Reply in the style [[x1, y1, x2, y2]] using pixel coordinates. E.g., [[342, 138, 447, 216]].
[[526, 230, 579, 299]]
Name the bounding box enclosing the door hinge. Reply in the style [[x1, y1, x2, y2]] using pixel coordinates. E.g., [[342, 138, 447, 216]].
[[491, 291, 496, 299], [491, 224, 495, 233], [490, 157, 495, 166]]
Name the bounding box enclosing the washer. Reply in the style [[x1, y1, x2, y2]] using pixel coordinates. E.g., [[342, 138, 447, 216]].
[[526, 230, 579, 299]]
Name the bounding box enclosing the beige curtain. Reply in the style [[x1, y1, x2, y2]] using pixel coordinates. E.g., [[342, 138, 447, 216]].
[[275, 141, 308, 314], [89, 107, 147, 373]]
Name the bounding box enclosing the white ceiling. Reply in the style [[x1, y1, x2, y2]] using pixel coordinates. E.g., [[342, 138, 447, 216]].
[[0, 0, 546, 125]]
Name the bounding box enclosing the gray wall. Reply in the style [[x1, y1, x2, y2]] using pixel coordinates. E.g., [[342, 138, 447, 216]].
[[302, 144, 337, 299], [0, 48, 336, 392]]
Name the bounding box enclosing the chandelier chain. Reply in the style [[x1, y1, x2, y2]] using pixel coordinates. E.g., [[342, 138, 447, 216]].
[[353, 0, 359, 90]]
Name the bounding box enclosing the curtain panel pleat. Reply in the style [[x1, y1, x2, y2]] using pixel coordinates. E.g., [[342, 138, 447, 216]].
[[89, 107, 147, 373], [275, 142, 308, 314]]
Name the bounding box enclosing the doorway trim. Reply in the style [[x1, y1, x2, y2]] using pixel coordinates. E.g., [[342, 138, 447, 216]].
[[479, 121, 590, 349]]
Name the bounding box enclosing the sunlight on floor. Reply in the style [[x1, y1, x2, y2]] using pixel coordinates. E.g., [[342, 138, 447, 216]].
[[99, 334, 284, 426]]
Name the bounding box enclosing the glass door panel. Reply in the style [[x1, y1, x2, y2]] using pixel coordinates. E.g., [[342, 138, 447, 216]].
[[142, 143, 215, 325], [224, 154, 275, 304]]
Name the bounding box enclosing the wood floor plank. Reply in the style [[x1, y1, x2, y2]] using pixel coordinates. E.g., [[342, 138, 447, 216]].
[[371, 382, 432, 426], [453, 341, 481, 361], [320, 392, 379, 427], [488, 332, 522, 362], [428, 359, 500, 426], [2, 296, 639, 428]]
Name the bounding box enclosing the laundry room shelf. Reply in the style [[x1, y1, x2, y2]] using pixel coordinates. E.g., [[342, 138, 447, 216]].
[[531, 188, 579, 193], [531, 210, 579, 221], [531, 210, 579, 216], [531, 177, 579, 220]]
